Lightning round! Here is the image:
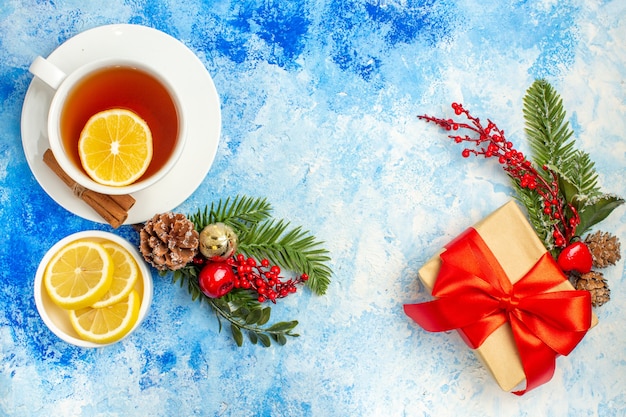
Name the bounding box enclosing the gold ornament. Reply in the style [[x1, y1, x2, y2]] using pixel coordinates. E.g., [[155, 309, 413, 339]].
[[199, 223, 238, 261]]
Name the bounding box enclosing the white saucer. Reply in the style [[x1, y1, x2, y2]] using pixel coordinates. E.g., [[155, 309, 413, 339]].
[[21, 24, 221, 224]]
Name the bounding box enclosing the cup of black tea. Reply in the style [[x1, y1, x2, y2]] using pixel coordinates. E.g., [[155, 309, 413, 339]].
[[29, 56, 186, 195]]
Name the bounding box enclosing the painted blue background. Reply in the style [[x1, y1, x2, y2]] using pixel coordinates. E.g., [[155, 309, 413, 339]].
[[1, 0, 625, 416]]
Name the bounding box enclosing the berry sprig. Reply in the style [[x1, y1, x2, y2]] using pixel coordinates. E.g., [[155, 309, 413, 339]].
[[194, 254, 310, 303], [138, 196, 333, 347], [229, 254, 309, 303], [419, 102, 579, 248], [418, 80, 623, 306]]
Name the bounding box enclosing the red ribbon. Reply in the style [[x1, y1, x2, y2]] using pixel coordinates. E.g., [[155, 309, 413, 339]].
[[404, 228, 592, 395]]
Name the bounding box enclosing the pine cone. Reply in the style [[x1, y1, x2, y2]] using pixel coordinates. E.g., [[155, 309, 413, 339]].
[[585, 231, 621, 268], [575, 271, 611, 307], [139, 212, 199, 271]]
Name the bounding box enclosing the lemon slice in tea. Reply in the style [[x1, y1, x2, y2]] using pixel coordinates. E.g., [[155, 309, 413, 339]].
[[78, 108, 153, 187]]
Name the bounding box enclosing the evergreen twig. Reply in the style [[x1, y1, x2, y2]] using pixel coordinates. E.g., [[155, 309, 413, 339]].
[[180, 195, 333, 346], [189, 195, 272, 233], [419, 79, 624, 253], [238, 219, 332, 296], [522, 80, 623, 236], [190, 196, 332, 296], [523, 79, 576, 176]]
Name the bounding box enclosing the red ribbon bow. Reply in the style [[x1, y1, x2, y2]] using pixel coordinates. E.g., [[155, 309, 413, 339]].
[[404, 228, 592, 395]]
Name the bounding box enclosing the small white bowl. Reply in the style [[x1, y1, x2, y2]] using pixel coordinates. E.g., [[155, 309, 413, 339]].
[[34, 230, 153, 348]]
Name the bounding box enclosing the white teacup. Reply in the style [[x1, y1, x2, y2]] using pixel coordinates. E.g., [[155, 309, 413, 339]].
[[29, 56, 186, 195]]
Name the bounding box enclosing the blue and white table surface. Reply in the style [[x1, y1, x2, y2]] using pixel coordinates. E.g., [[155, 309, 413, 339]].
[[1, 1, 625, 416]]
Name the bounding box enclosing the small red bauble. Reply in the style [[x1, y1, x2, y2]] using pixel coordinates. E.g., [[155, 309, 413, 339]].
[[198, 262, 236, 298], [557, 241, 593, 274]]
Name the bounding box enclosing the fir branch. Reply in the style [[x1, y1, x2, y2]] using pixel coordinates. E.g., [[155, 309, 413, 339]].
[[511, 180, 559, 253], [561, 150, 601, 197], [522, 79, 623, 238], [238, 219, 332, 296], [523, 79, 577, 179], [189, 195, 272, 233], [420, 80, 623, 255], [141, 195, 333, 347], [189, 195, 333, 296]]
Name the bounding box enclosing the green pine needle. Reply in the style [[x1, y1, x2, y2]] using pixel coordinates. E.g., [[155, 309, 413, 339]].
[[523, 79, 603, 199], [521, 79, 623, 241], [190, 195, 333, 296], [179, 195, 333, 346], [511, 180, 558, 251], [523, 79, 576, 179], [189, 195, 273, 233], [562, 150, 601, 197], [238, 219, 333, 296]]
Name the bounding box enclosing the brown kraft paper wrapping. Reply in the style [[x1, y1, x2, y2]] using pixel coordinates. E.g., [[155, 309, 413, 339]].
[[417, 200, 598, 392]]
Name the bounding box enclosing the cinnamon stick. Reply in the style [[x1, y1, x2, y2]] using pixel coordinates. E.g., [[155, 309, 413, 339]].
[[43, 149, 136, 228], [108, 193, 136, 212]]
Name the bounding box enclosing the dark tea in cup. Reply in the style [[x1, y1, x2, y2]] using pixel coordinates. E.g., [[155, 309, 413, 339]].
[[30, 55, 187, 195], [59, 65, 179, 182]]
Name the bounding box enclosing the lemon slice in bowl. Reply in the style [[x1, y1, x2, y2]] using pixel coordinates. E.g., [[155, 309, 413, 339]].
[[43, 240, 114, 310], [78, 108, 153, 187], [69, 289, 141, 344], [90, 241, 139, 308]]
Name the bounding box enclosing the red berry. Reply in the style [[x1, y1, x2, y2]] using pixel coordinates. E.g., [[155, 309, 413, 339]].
[[198, 262, 236, 298], [192, 256, 206, 266], [557, 242, 593, 274]]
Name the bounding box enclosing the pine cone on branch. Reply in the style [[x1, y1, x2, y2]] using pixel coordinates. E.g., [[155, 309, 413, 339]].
[[139, 213, 199, 271], [575, 271, 611, 307], [585, 231, 621, 268]]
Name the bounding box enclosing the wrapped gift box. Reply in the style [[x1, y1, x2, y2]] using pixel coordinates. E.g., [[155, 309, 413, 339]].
[[410, 201, 597, 393]]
